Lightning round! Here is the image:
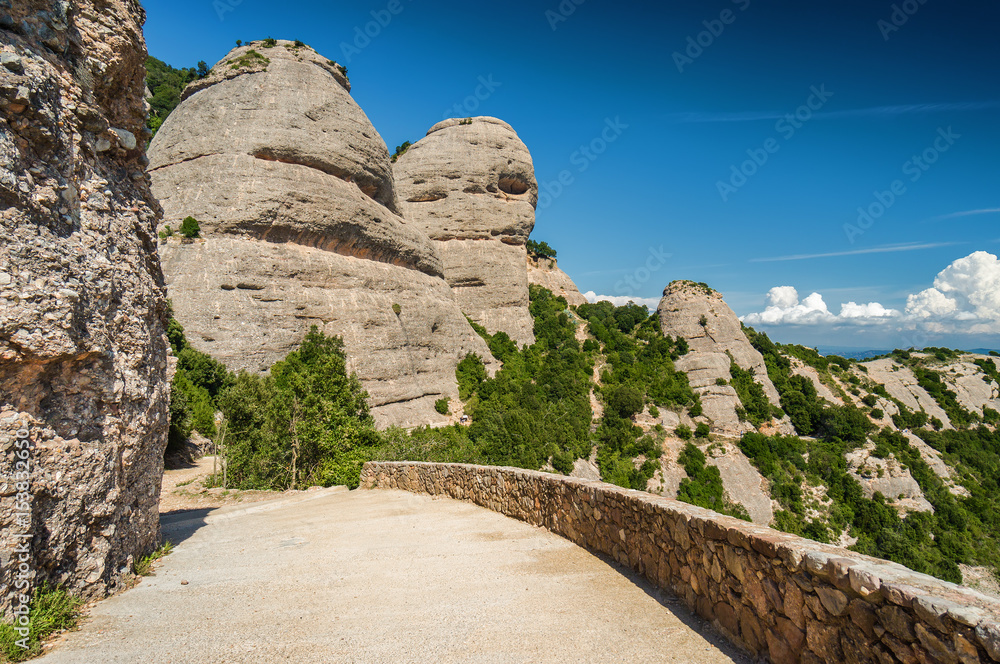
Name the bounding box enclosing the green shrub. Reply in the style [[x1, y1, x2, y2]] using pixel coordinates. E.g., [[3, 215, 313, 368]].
[[675, 443, 749, 520], [179, 216, 200, 239], [390, 141, 411, 163], [263, 37, 277, 47], [675, 424, 693, 440], [715, 377, 728, 386], [229, 49, 270, 70], [456, 353, 487, 400], [218, 326, 381, 489], [145, 56, 202, 136], [0, 585, 82, 661], [552, 450, 574, 475], [435, 398, 450, 415], [695, 422, 711, 438], [134, 541, 174, 576], [729, 360, 783, 426], [158, 225, 174, 239], [526, 239, 557, 259], [647, 405, 660, 418], [392, 303, 402, 315], [871, 408, 884, 420]]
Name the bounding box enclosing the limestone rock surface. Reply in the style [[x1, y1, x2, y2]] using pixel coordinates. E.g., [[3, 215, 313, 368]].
[[658, 281, 793, 436], [0, 0, 168, 612], [527, 256, 586, 306], [394, 117, 538, 346], [148, 43, 494, 427]]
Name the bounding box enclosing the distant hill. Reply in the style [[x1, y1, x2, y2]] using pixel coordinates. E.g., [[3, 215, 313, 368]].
[[818, 346, 998, 360]]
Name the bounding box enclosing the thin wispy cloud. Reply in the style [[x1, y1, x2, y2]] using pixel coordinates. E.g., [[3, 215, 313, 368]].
[[750, 242, 962, 263], [665, 100, 1000, 124], [933, 208, 1000, 220]]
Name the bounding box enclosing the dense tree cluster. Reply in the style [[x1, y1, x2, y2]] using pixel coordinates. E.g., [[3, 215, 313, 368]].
[[145, 56, 209, 136]]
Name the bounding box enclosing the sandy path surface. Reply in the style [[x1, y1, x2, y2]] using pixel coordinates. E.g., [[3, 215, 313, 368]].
[[39, 489, 748, 663]]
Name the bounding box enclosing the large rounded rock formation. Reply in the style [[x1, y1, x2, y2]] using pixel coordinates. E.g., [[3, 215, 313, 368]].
[[394, 117, 539, 347], [148, 42, 494, 427], [0, 0, 169, 611], [657, 281, 793, 436]]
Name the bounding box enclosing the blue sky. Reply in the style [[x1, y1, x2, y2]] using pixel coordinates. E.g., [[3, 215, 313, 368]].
[[143, 0, 1000, 350]]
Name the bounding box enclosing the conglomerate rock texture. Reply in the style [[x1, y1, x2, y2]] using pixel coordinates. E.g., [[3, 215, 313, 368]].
[[658, 282, 793, 436], [149, 42, 494, 427], [394, 117, 539, 347], [0, 0, 168, 613]]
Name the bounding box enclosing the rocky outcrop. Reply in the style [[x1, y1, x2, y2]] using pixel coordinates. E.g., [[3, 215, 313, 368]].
[[158, 237, 495, 427], [657, 281, 792, 436], [527, 256, 586, 306], [394, 117, 538, 347], [860, 359, 954, 429], [939, 356, 1000, 416], [0, 0, 168, 612], [846, 444, 934, 514], [149, 43, 495, 428]]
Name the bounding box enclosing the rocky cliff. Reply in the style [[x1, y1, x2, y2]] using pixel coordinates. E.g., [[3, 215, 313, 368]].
[[394, 117, 539, 347], [657, 281, 793, 436], [0, 0, 168, 612], [148, 42, 495, 427], [527, 256, 586, 306]]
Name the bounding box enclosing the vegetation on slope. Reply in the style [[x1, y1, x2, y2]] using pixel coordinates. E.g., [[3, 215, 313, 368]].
[[740, 327, 1000, 583], [164, 282, 1000, 584], [145, 56, 209, 136], [526, 239, 557, 260]]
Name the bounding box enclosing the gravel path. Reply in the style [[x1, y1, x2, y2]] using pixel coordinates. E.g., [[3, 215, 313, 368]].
[[38, 489, 749, 663]]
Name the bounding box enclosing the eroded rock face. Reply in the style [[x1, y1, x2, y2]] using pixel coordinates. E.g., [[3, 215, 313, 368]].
[[657, 281, 792, 436], [847, 444, 934, 514], [149, 43, 494, 427], [159, 237, 494, 427], [0, 0, 168, 612], [394, 117, 538, 347], [527, 256, 586, 306], [860, 359, 954, 429]]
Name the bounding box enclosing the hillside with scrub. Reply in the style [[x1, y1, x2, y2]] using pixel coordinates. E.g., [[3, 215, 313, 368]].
[[164, 272, 1000, 593]]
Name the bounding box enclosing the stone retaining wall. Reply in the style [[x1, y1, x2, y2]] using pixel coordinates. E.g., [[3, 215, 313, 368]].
[[361, 461, 1000, 663]]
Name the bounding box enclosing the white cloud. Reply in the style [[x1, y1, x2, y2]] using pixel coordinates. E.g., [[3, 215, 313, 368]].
[[905, 251, 1000, 329], [583, 291, 661, 309], [742, 251, 1000, 339], [743, 287, 898, 326], [839, 301, 898, 320]]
